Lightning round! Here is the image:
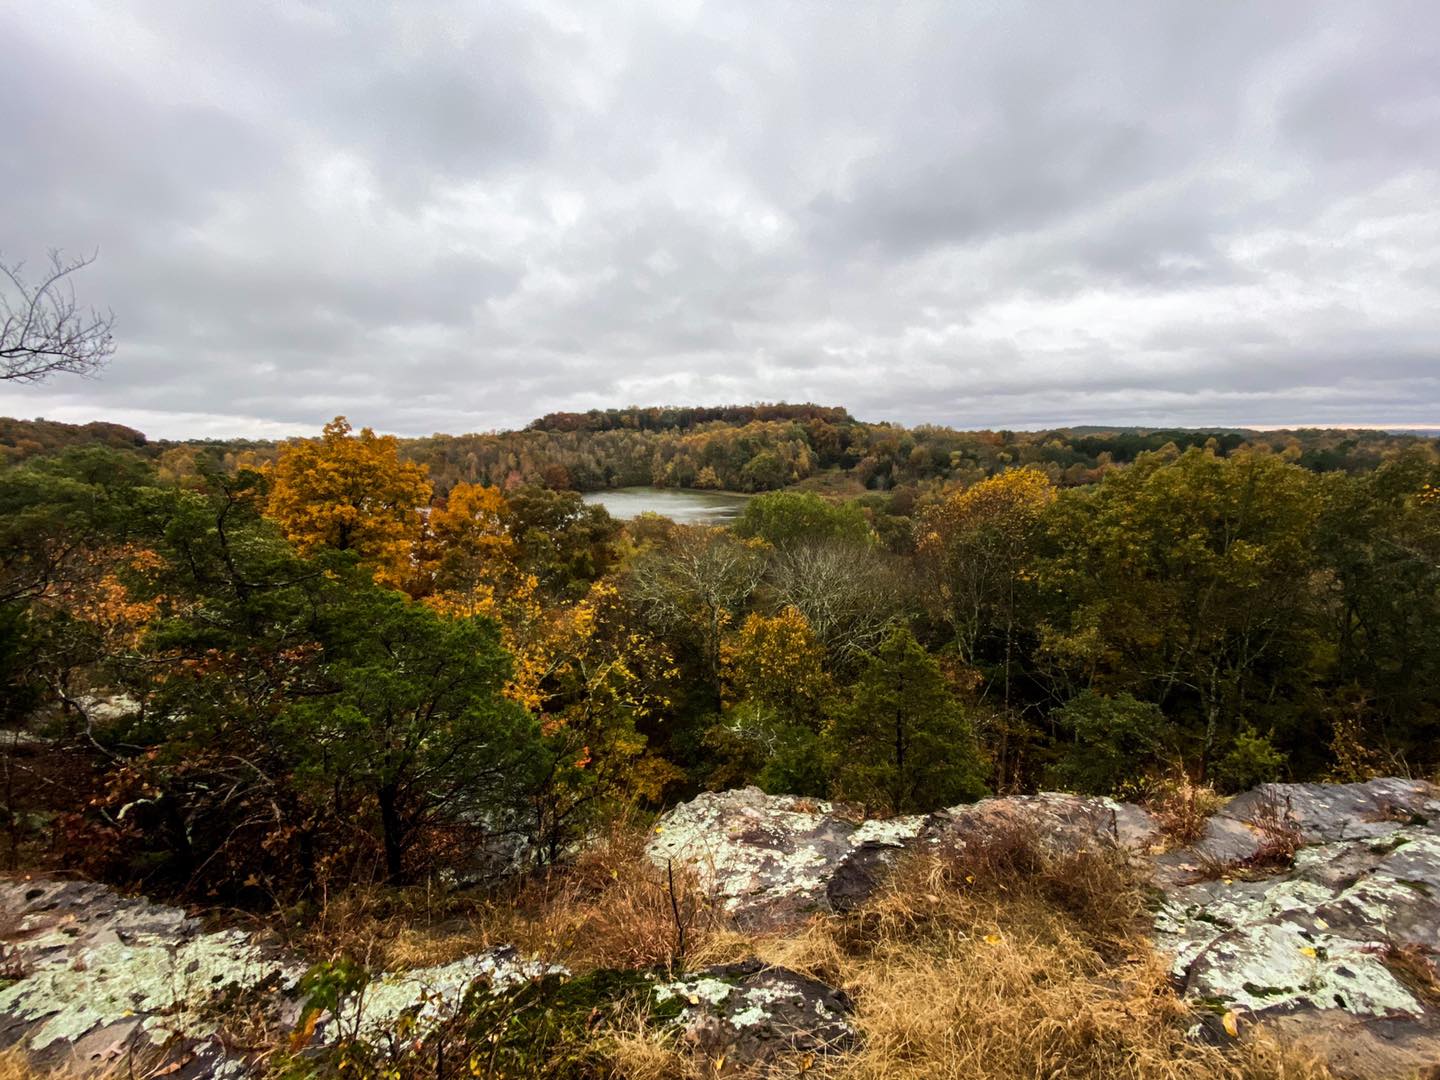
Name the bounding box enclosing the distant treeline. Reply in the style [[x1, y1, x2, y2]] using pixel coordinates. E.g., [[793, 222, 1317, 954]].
[[1, 410, 1432, 497], [525, 403, 854, 433]]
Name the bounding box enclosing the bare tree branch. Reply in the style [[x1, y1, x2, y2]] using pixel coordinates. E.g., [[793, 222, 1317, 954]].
[[0, 249, 115, 382]]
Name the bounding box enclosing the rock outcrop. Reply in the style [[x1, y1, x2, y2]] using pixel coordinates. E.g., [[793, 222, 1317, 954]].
[[0, 879, 856, 1077], [654, 959, 856, 1066], [649, 779, 1440, 1079], [0, 878, 298, 1077], [4, 778, 1436, 1078], [1156, 780, 1440, 1079], [645, 786, 1156, 926], [0, 880, 562, 1077]]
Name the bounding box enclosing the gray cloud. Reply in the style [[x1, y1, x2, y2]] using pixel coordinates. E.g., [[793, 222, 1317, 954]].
[[1, 0, 1438, 439]]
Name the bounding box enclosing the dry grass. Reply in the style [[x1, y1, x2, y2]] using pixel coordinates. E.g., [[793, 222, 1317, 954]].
[[1145, 770, 1224, 847], [1382, 942, 1440, 1008], [591, 826, 1334, 1080], [0, 1049, 125, 1080], [284, 817, 740, 976], [277, 819, 1334, 1080], [669, 829, 1331, 1080]]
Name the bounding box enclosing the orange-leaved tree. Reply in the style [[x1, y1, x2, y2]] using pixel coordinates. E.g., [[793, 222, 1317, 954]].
[[267, 417, 431, 585]]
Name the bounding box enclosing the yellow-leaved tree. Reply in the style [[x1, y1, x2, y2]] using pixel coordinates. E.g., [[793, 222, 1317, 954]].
[[706, 605, 833, 793], [721, 605, 830, 714], [267, 417, 431, 585], [413, 482, 520, 609], [917, 466, 1057, 672]]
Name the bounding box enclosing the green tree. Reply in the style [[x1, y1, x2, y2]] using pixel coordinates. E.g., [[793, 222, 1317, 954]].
[[1049, 691, 1168, 796], [1314, 450, 1440, 771], [827, 627, 987, 813], [281, 587, 540, 883], [1039, 448, 1326, 774], [735, 491, 871, 549], [503, 485, 620, 599]]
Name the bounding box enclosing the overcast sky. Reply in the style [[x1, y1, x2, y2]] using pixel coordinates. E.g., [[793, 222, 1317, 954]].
[[2, 2, 1438, 438]]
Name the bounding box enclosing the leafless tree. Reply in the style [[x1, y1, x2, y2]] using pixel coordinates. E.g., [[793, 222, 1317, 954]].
[[629, 527, 765, 707], [1, 250, 115, 382], [769, 538, 907, 665]]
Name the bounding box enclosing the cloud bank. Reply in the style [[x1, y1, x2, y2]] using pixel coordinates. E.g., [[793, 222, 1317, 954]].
[[2, 1, 1437, 437]]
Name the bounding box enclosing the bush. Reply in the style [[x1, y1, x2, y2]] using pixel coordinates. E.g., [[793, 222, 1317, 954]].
[[1213, 727, 1285, 793], [1049, 692, 1168, 796]]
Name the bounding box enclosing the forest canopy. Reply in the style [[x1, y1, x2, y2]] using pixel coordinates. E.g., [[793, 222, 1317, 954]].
[[1, 406, 1438, 904]]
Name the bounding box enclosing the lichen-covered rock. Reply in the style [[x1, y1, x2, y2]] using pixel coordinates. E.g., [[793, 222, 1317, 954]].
[[651, 779, 1440, 1077], [654, 959, 855, 1067], [646, 787, 1156, 925], [0, 878, 300, 1078], [336, 947, 567, 1041], [646, 788, 920, 926], [0, 879, 563, 1078], [1224, 779, 1439, 845], [827, 842, 906, 913], [1153, 778, 1440, 1080], [1156, 777, 1440, 880], [922, 790, 1158, 854]]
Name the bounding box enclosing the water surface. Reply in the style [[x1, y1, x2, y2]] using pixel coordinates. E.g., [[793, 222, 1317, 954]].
[[582, 486, 750, 524]]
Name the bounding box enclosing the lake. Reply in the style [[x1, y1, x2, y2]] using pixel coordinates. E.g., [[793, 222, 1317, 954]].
[[581, 486, 751, 524]]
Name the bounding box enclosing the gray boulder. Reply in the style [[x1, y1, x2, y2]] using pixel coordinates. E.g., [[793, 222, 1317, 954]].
[[646, 786, 1156, 926], [654, 958, 856, 1068]]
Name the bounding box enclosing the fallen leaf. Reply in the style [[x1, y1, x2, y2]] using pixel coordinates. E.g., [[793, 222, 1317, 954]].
[[1222, 1010, 1240, 1038]]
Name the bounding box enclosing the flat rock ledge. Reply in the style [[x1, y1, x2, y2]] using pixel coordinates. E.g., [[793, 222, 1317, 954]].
[[0, 879, 562, 1077], [648, 779, 1440, 1079], [0, 880, 855, 1078]]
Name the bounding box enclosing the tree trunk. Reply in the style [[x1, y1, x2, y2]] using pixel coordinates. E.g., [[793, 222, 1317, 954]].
[[378, 782, 405, 884]]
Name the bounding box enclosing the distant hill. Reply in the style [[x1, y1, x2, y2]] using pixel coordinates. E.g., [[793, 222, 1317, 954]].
[[525, 403, 855, 433], [3, 409, 1436, 496], [0, 417, 148, 461]]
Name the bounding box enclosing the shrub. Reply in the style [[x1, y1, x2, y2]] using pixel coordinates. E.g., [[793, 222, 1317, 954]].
[[1049, 692, 1168, 796], [1213, 728, 1285, 793]]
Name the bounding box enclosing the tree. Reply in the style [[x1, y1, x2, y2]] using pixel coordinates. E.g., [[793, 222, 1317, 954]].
[[708, 606, 832, 793], [1, 251, 115, 383], [266, 417, 431, 584], [503, 485, 619, 599], [1049, 691, 1168, 796], [916, 467, 1057, 702], [412, 482, 516, 597], [735, 491, 871, 549], [767, 539, 903, 666], [517, 578, 681, 859], [629, 528, 765, 709], [1313, 450, 1440, 770], [1038, 448, 1325, 774], [280, 586, 540, 884], [827, 627, 988, 814]]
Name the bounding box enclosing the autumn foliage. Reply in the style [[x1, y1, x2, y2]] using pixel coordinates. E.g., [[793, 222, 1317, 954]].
[[3, 412, 1440, 908], [267, 416, 431, 584]]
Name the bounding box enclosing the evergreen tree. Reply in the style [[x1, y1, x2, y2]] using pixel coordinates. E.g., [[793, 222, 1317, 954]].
[[828, 627, 987, 813]]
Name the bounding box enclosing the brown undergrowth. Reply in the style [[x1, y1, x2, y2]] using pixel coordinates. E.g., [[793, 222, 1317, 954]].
[[0, 1050, 124, 1080], [246, 818, 1331, 1079], [614, 825, 1335, 1080], [276, 816, 742, 976]]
